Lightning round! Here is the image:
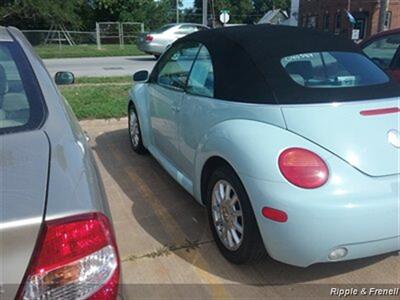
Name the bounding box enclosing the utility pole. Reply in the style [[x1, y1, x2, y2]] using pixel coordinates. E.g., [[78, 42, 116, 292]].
[[176, 0, 179, 23], [347, 0, 353, 40], [289, 0, 300, 26], [202, 0, 208, 26], [378, 0, 389, 32]]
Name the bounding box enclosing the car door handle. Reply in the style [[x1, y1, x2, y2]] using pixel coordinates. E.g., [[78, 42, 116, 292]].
[[171, 106, 181, 113]]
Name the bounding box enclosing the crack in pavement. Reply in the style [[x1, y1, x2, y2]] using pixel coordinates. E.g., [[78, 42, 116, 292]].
[[122, 239, 214, 263]]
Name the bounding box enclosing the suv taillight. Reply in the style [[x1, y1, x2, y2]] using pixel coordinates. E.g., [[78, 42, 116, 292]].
[[17, 213, 120, 299], [278, 148, 329, 189]]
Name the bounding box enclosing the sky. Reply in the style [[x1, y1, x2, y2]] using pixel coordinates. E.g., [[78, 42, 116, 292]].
[[182, 0, 195, 9]]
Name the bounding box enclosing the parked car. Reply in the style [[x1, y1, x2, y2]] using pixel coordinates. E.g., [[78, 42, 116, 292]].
[[136, 23, 208, 59], [128, 24, 400, 267], [361, 28, 400, 82], [0, 26, 120, 299]]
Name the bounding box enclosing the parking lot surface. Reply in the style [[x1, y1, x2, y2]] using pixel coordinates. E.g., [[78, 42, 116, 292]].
[[81, 118, 399, 299]]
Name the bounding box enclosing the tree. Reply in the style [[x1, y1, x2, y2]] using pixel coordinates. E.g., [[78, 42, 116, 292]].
[[192, 0, 253, 24], [190, 0, 291, 25], [93, 0, 181, 30], [253, 0, 291, 18], [0, 0, 86, 29]]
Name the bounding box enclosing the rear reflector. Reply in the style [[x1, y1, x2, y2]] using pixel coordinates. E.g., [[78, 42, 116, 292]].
[[262, 207, 288, 223], [18, 213, 120, 300], [360, 107, 400, 116]]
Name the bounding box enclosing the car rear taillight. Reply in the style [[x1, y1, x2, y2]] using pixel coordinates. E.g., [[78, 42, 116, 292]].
[[18, 213, 120, 300], [145, 34, 153, 42], [278, 148, 329, 189]]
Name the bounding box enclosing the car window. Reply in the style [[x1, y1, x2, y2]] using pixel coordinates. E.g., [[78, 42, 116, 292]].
[[0, 42, 44, 134], [363, 34, 400, 69], [157, 42, 201, 90], [281, 51, 389, 88], [187, 46, 214, 97], [153, 24, 175, 33], [177, 25, 197, 34]]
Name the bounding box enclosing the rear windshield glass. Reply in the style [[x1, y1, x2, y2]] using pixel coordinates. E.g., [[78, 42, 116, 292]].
[[281, 51, 389, 88], [153, 24, 175, 33], [0, 42, 45, 134]]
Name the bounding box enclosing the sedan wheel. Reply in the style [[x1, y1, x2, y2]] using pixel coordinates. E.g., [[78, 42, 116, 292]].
[[128, 105, 146, 154], [207, 165, 267, 264]]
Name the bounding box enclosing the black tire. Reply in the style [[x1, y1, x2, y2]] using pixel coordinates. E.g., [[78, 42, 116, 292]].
[[206, 165, 267, 264], [128, 104, 146, 154]]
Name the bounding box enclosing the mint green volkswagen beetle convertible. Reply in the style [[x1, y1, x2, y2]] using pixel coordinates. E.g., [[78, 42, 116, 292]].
[[128, 25, 400, 267]]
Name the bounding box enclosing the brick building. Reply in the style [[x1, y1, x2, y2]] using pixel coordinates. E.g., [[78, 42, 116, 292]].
[[299, 0, 400, 39]]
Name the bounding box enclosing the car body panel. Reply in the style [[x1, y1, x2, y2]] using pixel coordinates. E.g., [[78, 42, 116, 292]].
[[1, 27, 114, 298], [131, 83, 291, 200], [131, 82, 400, 266], [281, 97, 400, 177], [241, 168, 399, 266], [136, 23, 207, 56], [148, 84, 184, 166], [8, 27, 111, 221], [0, 130, 49, 296], [130, 27, 399, 267], [0, 26, 12, 42], [389, 69, 400, 82], [180, 94, 286, 190]]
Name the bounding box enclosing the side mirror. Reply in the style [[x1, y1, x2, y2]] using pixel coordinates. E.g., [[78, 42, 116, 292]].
[[133, 70, 149, 82], [55, 71, 75, 85]]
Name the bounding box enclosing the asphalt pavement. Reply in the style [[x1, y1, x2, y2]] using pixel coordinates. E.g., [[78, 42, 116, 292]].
[[43, 55, 157, 77]]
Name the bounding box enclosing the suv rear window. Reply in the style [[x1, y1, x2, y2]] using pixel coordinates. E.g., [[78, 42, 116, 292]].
[[281, 51, 389, 88], [0, 42, 45, 134]]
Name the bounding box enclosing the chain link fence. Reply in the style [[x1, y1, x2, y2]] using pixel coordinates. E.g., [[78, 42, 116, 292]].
[[96, 22, 144, 49], [22, 22, 145, 49], [22, 30, 96, 47]]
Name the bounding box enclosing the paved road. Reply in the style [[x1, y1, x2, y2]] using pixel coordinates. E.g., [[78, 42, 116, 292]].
[[81, 118, 399, 300], [43, 55, 157, 77]]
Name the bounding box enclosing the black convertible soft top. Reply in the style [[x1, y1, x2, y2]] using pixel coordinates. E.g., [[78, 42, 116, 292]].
[[179, 24, 399, 104]]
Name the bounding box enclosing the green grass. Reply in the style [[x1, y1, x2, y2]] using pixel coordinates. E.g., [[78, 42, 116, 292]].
[[35, 44, 145, 59], [75, 76, 132, 84], [60, 77, 132, 120]]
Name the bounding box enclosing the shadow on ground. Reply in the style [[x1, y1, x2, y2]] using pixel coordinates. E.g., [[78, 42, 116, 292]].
[[94, 128, 394, 285]]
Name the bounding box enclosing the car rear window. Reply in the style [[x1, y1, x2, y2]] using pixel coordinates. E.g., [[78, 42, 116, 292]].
[[363, 34, 400, 69], [153, 24, 175, 33], [281, 51, 389, 88], [0, 41, 45, 134]]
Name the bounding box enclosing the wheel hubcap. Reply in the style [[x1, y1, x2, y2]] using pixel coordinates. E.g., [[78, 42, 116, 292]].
[[129, 110, 140, 147], [211, 180, 244, 251]]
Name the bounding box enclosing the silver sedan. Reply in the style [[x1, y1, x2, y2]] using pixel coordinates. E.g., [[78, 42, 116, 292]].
[[0, 26, 120, 299], [136, 23, 208, 59]]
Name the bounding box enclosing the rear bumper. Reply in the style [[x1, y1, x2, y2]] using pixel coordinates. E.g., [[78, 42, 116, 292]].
[[136, 42, 164, 55], [240, 172, 400, 267]]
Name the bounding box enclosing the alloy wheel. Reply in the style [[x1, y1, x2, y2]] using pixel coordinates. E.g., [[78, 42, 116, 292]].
[[129, 109, 140, 148], [211, 180, 244, 251]]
